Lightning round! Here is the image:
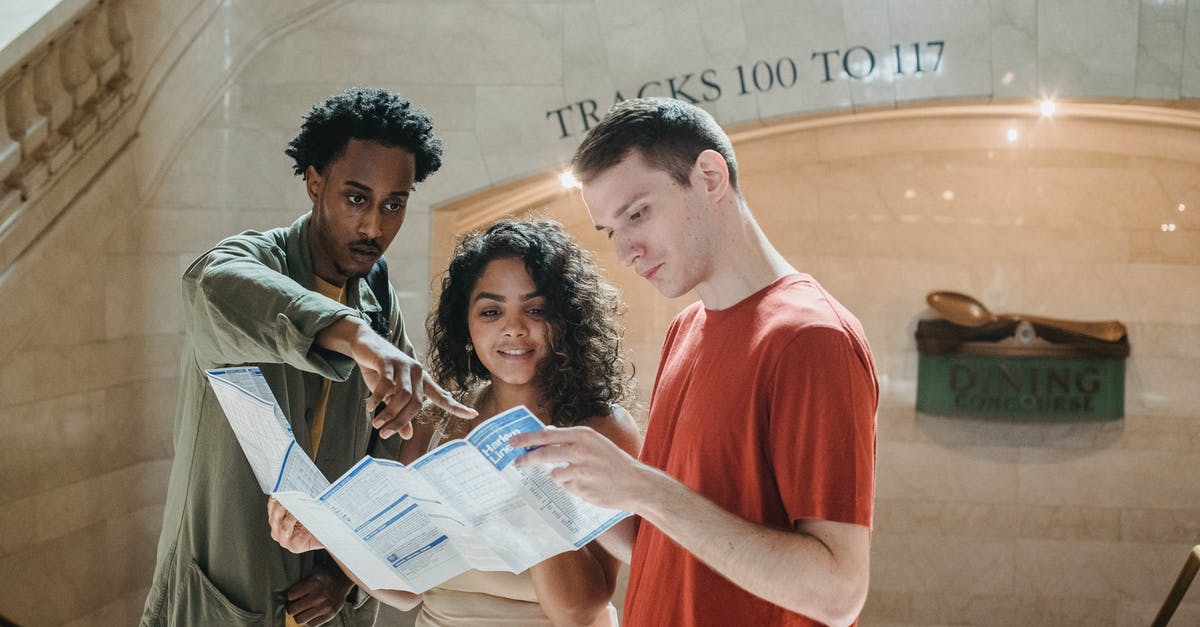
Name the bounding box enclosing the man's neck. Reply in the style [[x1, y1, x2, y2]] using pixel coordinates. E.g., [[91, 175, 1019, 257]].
[[694, 200, 796, 311], [306, 224, 347, 287]]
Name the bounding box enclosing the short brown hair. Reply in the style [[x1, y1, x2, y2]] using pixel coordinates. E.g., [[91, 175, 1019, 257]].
[[570, 97, 739, 191]]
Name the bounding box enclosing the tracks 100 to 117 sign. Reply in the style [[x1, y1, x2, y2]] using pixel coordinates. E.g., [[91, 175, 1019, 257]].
[[545, 41, 947, 140]]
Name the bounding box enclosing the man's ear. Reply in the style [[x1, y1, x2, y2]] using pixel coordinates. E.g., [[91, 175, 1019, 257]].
[[305, 165, 324, 203], [694, 150, 730, 198]]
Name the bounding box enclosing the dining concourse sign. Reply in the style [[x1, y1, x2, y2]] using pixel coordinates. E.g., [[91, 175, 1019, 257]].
[[915, 299, 1129, 421]]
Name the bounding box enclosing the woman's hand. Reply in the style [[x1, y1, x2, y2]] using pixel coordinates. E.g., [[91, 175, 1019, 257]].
[[268, 497, 325, 553]]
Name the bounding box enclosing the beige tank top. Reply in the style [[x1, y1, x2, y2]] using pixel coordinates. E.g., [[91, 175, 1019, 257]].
[[416, 394, 622, 627]]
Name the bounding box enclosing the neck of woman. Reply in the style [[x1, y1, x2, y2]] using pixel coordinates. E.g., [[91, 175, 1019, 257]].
[[476, 380, 547, 422]]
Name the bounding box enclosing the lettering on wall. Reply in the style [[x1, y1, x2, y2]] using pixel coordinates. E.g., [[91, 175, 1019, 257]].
[[948, 362, 1102, 414], [545, 41, 946, 139]]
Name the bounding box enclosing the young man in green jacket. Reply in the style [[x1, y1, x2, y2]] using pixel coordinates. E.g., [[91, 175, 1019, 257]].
[[141, 87, 475, 627]]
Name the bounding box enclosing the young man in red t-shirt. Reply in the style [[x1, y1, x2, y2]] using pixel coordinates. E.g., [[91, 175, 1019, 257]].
[[513, 97, 878, 627]]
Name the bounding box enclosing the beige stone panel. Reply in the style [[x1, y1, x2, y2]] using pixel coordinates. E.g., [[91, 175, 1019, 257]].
[[1121, 508, 1200, 544], [475, 85, 577, 184], [38, 269, 109, 345], [890, 0, 994, 102], [762, 221, 1133, 267], [597, 0, 702, 85], [875, 498, 1021, 538], [1010, 261, 1200, 324], [740, 0, 855, 119], [2, 260, 108, 350], [0, 348, 38, 409], [0, 459, 169, 557], [1017, 447, 1200, 509], [128, 1, 329, 204], [1185, 0, 1200, 98], [1129, 229, 1200, 265], [0, 504, 162, 626], [1014, 538, 1194, 601], [858, 588, 913, 623], [202, 80, 479, 139], [0, 392, 102, 505], [416, 130, 492, 207], [59, 334, 182, 397], [1053, 162, 1188, 230], [0, 378, 175, 505], [876, 440, 1019, 503], [1037, 0, 1139, 97], [199, 82, 294, 132], [124, 0, 210, 78], [561, 1, 617, 110], [870, 532, 1016, 595], [1125, 355, 1200, 418], [791, 257, 1026, 328], [102, 377, 178, 459], [1106, 412, 1200, 454], [106, 207, 303, 255], [989, 0, 1038, 98], [888, 405, 1128, 450], [240, 1, 563, 87], [104, 253, 186, 339], [149, 125, 301, 211], [812, 116, 1022, 162], [737, 131, 823, 174], [875, 498, 1123, 542], [1134, 0, 1187, 99], [840, 0, 897, 108], [1014, 164, 1155, 231], [909, 591, 1119, 626], [1026, 118, 1200, 163]]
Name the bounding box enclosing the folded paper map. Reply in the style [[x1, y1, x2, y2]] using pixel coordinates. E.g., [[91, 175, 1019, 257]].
[[206, 366, 629, 593]]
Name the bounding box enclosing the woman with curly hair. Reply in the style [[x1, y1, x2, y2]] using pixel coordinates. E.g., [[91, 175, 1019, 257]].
[[271, 218, 641, 626]]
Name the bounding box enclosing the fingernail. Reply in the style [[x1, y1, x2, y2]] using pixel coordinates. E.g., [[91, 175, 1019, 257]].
[[381, 429, 393, 439], [372, 419, 383, 428]]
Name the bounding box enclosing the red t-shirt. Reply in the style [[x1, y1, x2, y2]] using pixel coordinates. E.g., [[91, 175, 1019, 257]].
[[622, 274, 878, 627]]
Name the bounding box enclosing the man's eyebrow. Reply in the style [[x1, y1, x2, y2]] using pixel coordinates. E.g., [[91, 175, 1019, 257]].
[[345, 180, 410, 197], [593, 194, 646, 231]]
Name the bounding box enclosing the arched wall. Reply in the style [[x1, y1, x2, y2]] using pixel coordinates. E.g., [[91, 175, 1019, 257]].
[[1, 1, 1198, 625]]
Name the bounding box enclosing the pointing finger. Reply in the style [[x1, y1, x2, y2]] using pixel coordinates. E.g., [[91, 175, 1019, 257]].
[[422, 373, 478, 419]]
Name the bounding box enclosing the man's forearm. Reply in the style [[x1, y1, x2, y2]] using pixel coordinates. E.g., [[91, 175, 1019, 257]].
[[314, 315, 366, 356], [632, 470, 869, 627]]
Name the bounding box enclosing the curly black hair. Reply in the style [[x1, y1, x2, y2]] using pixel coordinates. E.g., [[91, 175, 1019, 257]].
[[427, 218, 635, 427], [285, 86, 443, 182]]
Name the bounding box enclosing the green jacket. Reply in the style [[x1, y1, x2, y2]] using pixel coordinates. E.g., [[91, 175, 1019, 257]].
[[141, 214, 410, 626]]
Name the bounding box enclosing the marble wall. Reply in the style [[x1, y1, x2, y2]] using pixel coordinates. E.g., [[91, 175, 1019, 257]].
[[1, 1, 1198, 625]]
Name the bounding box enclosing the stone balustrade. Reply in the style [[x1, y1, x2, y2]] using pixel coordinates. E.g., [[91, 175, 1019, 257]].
[[0, 0, 132, 271]]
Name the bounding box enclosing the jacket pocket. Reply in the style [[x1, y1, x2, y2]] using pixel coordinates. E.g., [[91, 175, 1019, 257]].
[[178, 559, 266, 626]]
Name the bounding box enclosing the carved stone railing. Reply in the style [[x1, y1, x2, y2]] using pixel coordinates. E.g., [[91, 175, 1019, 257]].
[[0, 0, 132, 271]]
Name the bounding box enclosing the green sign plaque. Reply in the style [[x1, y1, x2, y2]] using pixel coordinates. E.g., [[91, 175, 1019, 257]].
[[917, 354, 1125, 420]]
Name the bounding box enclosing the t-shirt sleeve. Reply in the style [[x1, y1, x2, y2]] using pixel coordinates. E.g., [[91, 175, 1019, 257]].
[[766, 325, 877, 528]]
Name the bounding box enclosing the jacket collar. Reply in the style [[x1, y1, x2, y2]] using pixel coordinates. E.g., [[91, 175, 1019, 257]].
[[283, 213, 383, 317]]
